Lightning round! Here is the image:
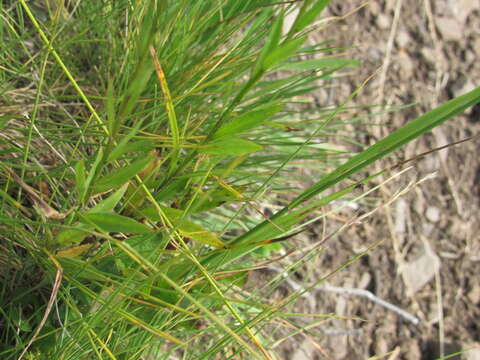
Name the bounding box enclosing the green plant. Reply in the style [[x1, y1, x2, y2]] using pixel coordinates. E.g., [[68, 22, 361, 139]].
[[1, 0, 479, 359]]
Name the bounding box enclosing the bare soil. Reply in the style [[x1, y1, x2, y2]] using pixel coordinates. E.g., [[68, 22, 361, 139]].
[[249, 1, 480, 359]]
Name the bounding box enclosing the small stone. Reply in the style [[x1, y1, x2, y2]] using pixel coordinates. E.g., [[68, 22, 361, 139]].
[[422, 223, 435, 236], [436, 17, 463, 42], [426, 206, 441, 223], [396, 30, 411, 48], [367, 47, 383, 62], [400, 241, 441, 294], [397, 50, 414, 77], [421, 47, 436, 64], [376, 13, 391, 30], [466, 50, 476, 63]]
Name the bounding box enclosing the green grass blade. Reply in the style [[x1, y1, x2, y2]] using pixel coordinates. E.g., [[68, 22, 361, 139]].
[[213, 104, 283, 140], [288, 0, 331, 37], [80, 213, 153, 235], [253, 8, 284, 76], [93, 154, 153, 193], [142, 206, 225, 247], [279, 57, 360, 71], [89, 183, 129, 213], [150, 45, 180, 172], [262, 36, 307, 70], [74, 160, 86, 200], [200, 138, 263, 156]]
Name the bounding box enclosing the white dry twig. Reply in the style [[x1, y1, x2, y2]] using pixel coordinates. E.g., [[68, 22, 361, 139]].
[[268, 265, 419, 325]]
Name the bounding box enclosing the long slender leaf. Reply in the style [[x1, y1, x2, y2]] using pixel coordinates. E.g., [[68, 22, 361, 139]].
[[81, 212, 153, 234], [213, 104, 283, 140], [280, 58, 360, 71], [288, 0, 331, 36], [142, 206, 225, 247], [93, 155, 153, 193], [262, 36, 307, 70], [200, 138, 263, 156]]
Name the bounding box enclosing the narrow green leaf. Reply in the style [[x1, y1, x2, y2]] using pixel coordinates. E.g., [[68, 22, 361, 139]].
[[57, 184, 130, 247], [57, 225, 91, 246], [266, 11, 283, 50], [89, 183, 129, 213], [213, 104, 283, 140], [106, 77, 116, 135], [190, 187, 243, 213], [136, 1, 159, 57], [200, 138, 263, 156], [93, 154, 153, 193], [108, 140, 155, 163], [253, 9, 284, 76], [290, 0, 331, 35], [262, 36, 307, 70], [11, 307, 32, 332], [143, 205, 182, 222], [116, 57, 154, 132], [75, 160, 86, 199], [107, 113, 147, 163], [81, 213, 152, 234], [142, 206, 225, 248], [280, 58, 360, 71], [84, 148, 104, 197], [155, 178, 188, 202]]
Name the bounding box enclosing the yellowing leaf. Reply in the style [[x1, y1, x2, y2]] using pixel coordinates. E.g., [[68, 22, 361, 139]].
[[178, 223, 224, 248], [56, 244, 94, 258]]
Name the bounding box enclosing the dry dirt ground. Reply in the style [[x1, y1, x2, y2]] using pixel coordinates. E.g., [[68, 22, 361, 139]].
[[248, 1, 480, 359]]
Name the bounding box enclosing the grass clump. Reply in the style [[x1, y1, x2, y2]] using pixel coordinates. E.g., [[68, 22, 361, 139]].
[[1, 0, 479, 359]]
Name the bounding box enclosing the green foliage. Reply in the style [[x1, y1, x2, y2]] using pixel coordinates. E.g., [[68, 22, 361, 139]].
[[1, 0, 479, 358]]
